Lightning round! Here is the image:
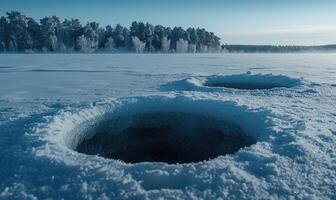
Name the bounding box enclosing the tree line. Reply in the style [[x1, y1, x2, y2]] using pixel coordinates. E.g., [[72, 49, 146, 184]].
[[0, 11, 222, 53]]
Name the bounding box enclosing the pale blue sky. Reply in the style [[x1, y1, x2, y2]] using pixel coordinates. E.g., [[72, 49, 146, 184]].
[[1, 0, 335, 45]]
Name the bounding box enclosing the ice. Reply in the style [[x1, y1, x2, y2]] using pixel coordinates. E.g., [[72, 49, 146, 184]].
[[0, 54, 336, 199]]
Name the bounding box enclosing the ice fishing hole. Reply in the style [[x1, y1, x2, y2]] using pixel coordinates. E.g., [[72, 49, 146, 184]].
[[203, 74, 300, 90], [204, 82, 290, 89], [75, 111, 255, 164], [159, 74, 301, 91]]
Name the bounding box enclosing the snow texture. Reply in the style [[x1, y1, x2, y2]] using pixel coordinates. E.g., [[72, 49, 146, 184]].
[[0, 53, 336, 199]]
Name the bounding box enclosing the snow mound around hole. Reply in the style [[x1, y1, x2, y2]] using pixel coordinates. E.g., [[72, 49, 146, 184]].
[[35, 95, 274, 165], [161, 73, 302, 91]]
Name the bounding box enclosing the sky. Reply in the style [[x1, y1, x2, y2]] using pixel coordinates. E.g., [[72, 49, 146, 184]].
[[1, 0, 335, 45]]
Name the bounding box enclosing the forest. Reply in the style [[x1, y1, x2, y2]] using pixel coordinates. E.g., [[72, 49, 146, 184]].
[[0, 11, 222, 53]]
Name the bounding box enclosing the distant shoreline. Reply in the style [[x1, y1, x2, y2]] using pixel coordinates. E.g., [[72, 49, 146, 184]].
[[221, 44, 336, 53], [1, 51, 336, 54]]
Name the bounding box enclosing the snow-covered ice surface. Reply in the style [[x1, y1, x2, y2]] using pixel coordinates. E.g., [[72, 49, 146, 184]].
[[0, 53, 336, 199]]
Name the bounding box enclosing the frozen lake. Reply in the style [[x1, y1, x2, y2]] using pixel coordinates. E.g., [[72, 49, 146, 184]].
[[0, 53, 335, 199]]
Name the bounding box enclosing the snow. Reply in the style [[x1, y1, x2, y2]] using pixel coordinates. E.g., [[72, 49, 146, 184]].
[[0, 53, 336, 199]]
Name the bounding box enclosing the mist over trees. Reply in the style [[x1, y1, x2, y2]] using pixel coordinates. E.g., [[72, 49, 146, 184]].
[[0, 11, 222, 53]]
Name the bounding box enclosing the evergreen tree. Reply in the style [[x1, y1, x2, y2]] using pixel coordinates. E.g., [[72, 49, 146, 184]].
[[58, 19, 73, 51], [152, 25, 165, 51], [80, 22, 99, 52], [6, 11, 30, 51], [70, 19, 83, 50], [112, 24, 125, 47], [122, 27, 131, 49], [27, 17, 42, 50], [144, 23, 154, 51], [130, 21, 138, 38], [187, 28, 198, 45], [0, 16, 8, 51], [40, 16, 61, 51]]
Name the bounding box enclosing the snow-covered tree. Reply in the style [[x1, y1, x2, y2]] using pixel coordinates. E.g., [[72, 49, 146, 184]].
[[76, 35, 97, 53], [104, 37, 115, 51], [83, 22, 99, 51], [132, 36, 145, 53], [187, 28, 199, 45], [104, 25, 113, 44], [27, 17, 42, 50], [199, 44, 208, 53], [76, 35, 86, 52], [50, 34, 58, 51], [188, 44, 196, 53], [40, 16, 60, 51], [171, 27, 186, 51], [58, 19, 72, 51], [176, 38, 188, 53], [145, 23, 154, 51], [8, 40, 16, 51], [0, 16, 8, 51], [59, 42, 67, 52], [6, 11, 30, 51], [123, 27, 131, 49], [68, 19, 83, 51], [161, 36, 170, 53], [112, 24, 125, 47], [97, 28, 106, 49], [151, 25, 164, 51], [0, 42, 5, 52], [130, 21, 138, 38]]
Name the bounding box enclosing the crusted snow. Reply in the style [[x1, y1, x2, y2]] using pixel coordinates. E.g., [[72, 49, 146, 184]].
[[0, 54, 335, 199]]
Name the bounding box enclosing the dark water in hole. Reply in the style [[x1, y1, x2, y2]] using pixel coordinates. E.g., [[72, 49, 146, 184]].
[[76, 112, 255, 164], [205, 82, 289, 89]]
